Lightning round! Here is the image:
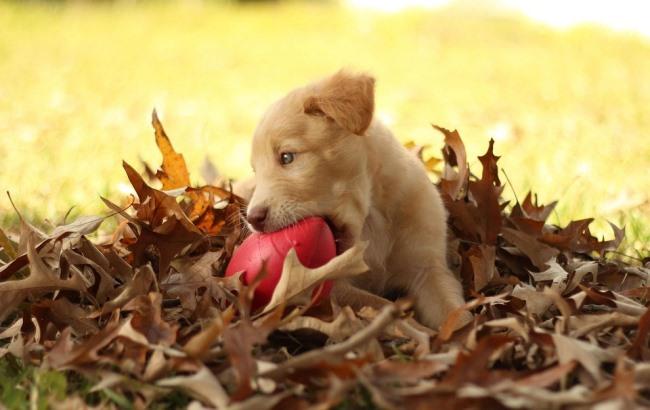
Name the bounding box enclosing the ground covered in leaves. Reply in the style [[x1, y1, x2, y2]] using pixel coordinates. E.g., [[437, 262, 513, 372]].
[[1, 114, 649, 409]]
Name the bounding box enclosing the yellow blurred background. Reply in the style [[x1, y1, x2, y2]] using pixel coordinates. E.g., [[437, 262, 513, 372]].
[[0, 0, 648, 253]]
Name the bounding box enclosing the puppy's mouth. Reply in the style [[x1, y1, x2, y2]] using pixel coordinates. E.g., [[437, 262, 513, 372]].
[[323, 217, 352, 256], [257, 214, 352, 255]]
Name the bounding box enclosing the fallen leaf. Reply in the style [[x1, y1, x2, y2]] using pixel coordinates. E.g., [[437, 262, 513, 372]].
[[628, 308, 650, 360], [31, 298, 98, 336], [158, 366, 229, 409], [152, 109, 190, 191], [101, 264, 156, 314], [502, 227, 559, 270], [223, 306, 284, 400], [443, 334, 514, 387], [126, 292, 178, 346], [0, 227, 17, 260], [514, 361, 576, 388], [467, 244, 497, 291], [511, 192, 557, 222], [50, 215, 105, 239], [434, 125, 468, 200], [0, 234, 86, 295], [183, 305, 235, 359], [262, 243, 369, 313], [552, 333, 620, 381]]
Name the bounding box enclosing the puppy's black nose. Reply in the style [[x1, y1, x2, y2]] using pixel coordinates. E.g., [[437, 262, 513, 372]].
[[246, 206, 268, 231]]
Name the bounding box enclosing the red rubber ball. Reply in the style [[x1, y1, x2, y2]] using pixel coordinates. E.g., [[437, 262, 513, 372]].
[[225, 216, 336, 310]]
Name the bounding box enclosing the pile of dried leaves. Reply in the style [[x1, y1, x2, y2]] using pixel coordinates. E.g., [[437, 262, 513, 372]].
[[1, 114, 649, 409]]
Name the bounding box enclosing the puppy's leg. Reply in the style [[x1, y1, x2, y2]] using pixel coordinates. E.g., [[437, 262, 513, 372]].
[[335, 270, 467, 330], [409, 263, 470, 330], [332, 280, 391, 311]]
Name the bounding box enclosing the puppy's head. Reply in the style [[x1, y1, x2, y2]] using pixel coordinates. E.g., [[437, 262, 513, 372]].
[[247, 70, 376, 252]]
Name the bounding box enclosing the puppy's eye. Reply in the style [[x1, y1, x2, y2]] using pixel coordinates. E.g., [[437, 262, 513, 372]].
[[279, 152, 295, 165]]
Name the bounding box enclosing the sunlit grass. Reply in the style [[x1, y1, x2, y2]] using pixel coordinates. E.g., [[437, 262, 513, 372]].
[[0, 1, 648, 255]]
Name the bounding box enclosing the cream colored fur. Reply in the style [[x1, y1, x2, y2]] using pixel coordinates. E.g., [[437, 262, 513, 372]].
[[237, 70, 467, 329]]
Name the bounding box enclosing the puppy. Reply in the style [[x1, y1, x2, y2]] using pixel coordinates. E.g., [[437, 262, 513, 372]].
[[239, 70, 466, 328]]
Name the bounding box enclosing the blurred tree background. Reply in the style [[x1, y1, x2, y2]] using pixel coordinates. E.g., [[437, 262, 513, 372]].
[[0, 0, 648, 254]]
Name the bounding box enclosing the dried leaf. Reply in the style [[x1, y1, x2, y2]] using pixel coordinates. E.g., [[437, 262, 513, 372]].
[[50, 215, 105, 239], [280, 306, 362, 343], [0, 227, 17, 260], [511, 192, 557, 222], [552, 333, 620, 381], [628, 308, 650, 359], [158, 366, 229, 408], [502, 227, 559, 270], [126, 292, 177, 346], [443, 334, 514, 387], [511, 285, 552, 317], [152, 110, 190, 190], [262, 243, 369, 313], [183, 305, 235, 359], [468, 244, 497, 291], [0, 234, 86, 295], [223, 307, 284, 400], [434, 125, 468, 200], [514, 361, 576, 388], [101, 264, 155, 314]]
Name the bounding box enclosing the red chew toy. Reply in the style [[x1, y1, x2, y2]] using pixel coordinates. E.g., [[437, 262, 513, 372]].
[[225, 216, 336, 310]]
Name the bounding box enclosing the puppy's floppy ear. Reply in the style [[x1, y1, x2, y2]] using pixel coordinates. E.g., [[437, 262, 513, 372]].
[[304, 71, 375, 135]]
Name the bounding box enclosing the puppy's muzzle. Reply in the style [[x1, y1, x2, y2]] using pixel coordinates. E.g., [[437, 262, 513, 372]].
[[247, 206, 269, 231]]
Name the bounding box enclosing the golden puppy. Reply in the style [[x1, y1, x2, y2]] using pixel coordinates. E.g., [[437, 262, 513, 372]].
[[239, 71, 466, 328]]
